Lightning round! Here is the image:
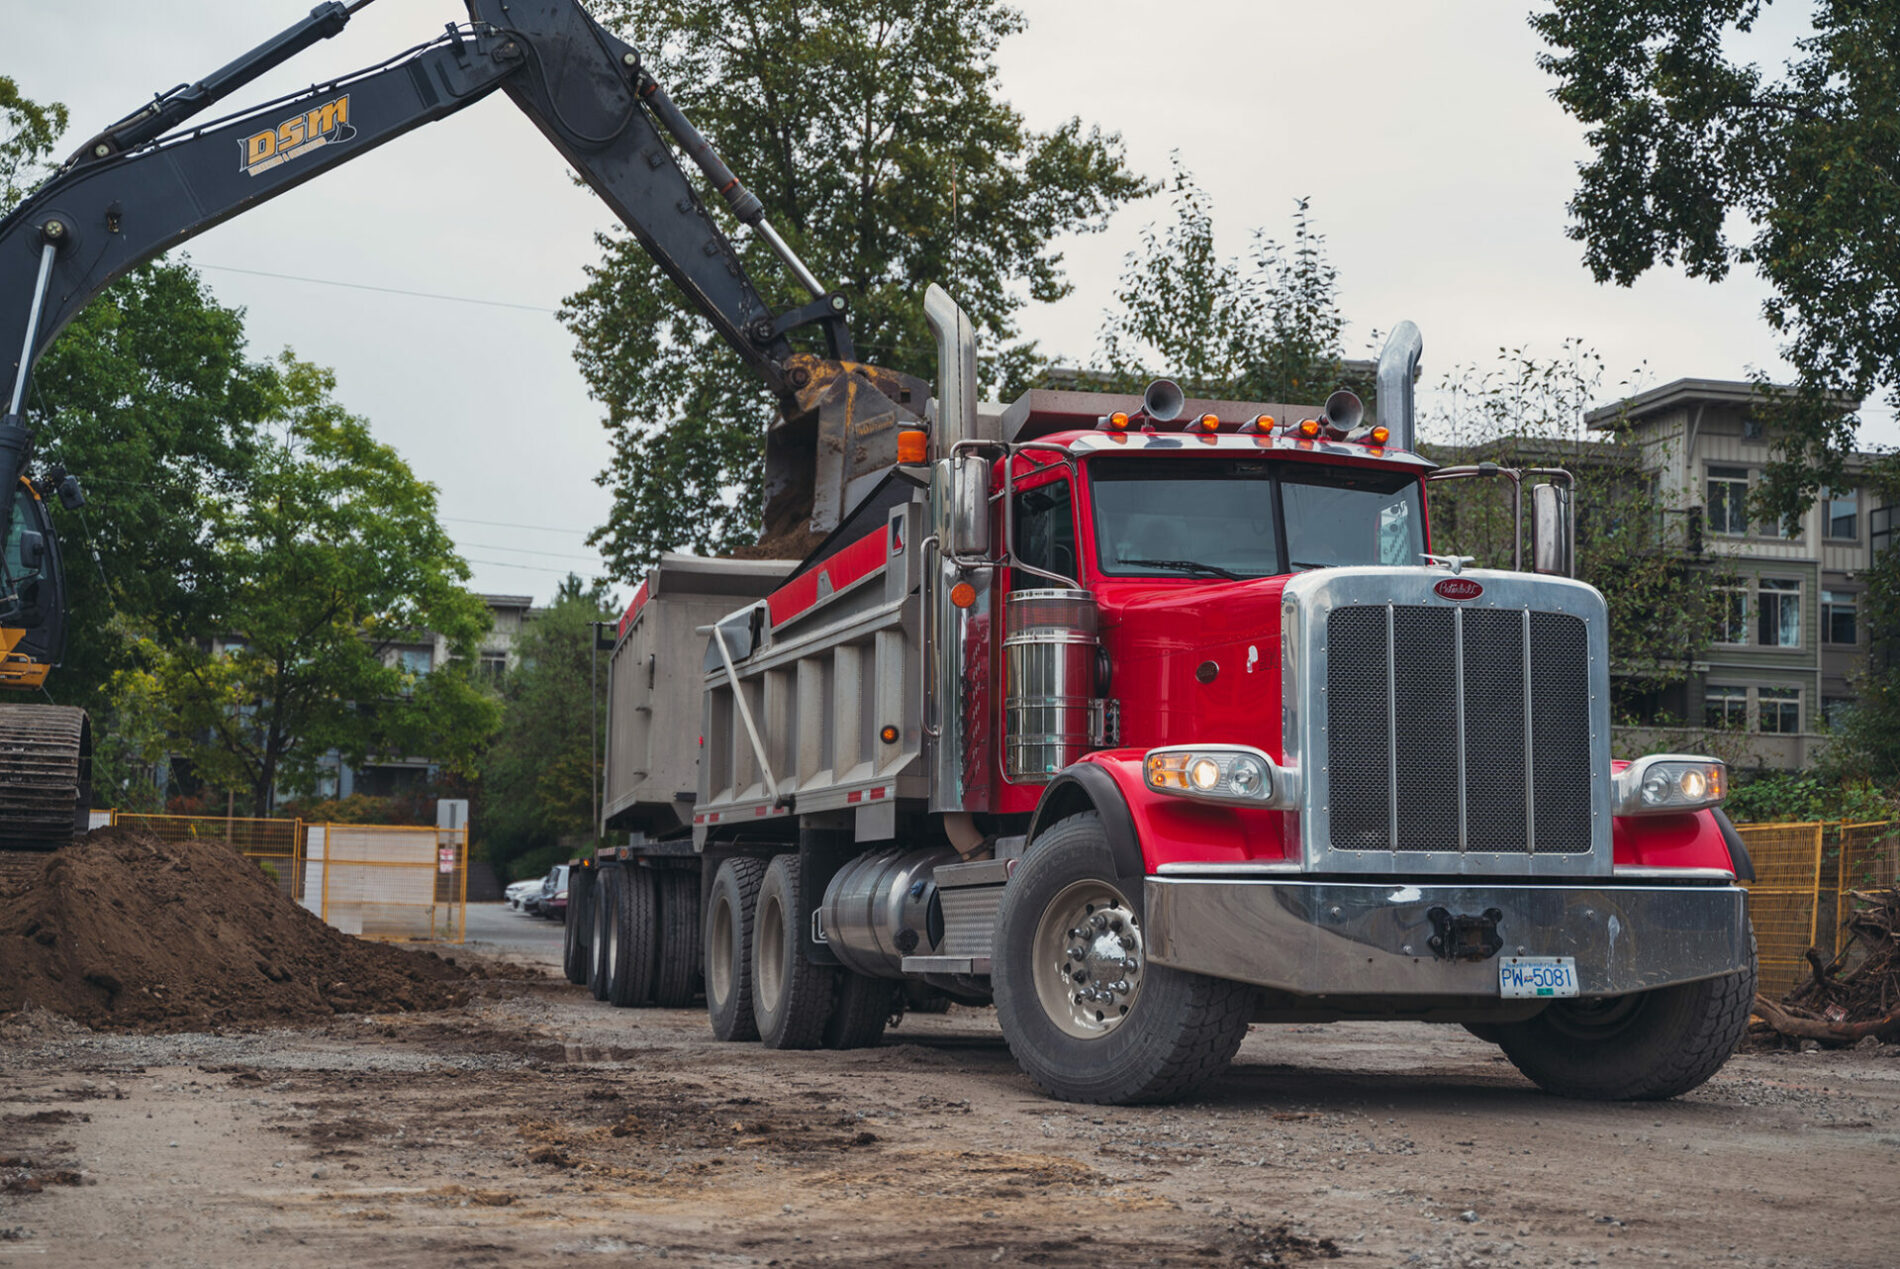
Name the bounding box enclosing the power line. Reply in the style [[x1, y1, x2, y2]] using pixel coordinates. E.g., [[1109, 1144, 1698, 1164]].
[[194, 263, 560, 314], [459, 540, 603, 563], [443, 514, 600, 534]]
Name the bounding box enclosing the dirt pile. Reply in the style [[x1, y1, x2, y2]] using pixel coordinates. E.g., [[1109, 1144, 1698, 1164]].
[[0, 828, 468, 1030], [1754, 886, 1900, 1046]]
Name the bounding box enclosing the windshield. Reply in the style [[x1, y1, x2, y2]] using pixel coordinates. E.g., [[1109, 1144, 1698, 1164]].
[[1088, 458, 1423, 579]]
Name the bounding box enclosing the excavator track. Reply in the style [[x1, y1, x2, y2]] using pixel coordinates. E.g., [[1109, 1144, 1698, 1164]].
[[0, 704, 91, 850]]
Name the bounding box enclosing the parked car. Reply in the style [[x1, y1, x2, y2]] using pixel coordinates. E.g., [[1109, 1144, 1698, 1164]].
[[505, 879, 540, 911], [541, 865, 570, 921]]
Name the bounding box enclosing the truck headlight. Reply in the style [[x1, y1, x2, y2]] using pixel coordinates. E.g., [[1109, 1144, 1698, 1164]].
[[1614, 755, 1727, 816], [1144, 745, 1292, 807]]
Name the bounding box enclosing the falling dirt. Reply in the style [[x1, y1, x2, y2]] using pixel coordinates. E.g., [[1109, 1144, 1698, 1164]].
[[0, 828, 468, 1029]]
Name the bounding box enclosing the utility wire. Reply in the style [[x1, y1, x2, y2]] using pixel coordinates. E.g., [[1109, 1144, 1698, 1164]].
[[194, 263, 560, 314]]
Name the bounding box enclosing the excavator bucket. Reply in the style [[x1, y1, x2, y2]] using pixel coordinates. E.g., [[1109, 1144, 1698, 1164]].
[[761, 354, 932, 544], [0, 704, 91, 849]]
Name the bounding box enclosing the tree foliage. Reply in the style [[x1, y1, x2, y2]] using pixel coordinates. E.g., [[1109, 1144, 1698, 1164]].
[[120, 359, 498, 815], [1096, 160, 1347, 404], [1421, 343, 1728, 701], [480, 575, 614, 875], [565, 0, 1149, 574], [0, 75, 67, 212], [1531, 0, 1900, 524]]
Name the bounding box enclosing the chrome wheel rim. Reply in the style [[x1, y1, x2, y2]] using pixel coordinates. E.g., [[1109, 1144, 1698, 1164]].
[[708, 891, 734, 1009], [757, 887, 787, 1010], [1032, 879, 1145, 1039]]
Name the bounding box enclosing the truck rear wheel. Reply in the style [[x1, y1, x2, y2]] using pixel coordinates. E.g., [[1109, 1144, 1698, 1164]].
[[563, 867, 595, 986], [609, 867, 660, 1007], [992, 812, 1253, 1105], [824, 971, 895, 1050], [1493, 926, 1756, 1101], [706, 858, 766, 1041], [589, 866, 618, 1002], [753, 854, 836, 1049], [652, 870, 702, 1008]]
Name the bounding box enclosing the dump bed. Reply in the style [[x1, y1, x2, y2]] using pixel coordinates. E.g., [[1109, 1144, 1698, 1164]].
[[603, 554, 797, 836]]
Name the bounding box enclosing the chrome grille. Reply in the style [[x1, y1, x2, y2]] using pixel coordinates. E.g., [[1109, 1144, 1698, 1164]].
[[1325, 603, 1592, 855]]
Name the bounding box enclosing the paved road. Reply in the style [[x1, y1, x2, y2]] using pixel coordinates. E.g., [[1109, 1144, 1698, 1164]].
[[461, 900, 566, 970]]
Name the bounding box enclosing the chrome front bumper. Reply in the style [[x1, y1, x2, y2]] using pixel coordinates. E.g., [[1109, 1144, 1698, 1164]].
[[1144, 878, 1749, 998]]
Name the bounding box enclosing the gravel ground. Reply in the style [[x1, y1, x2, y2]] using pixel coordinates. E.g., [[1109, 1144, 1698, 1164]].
[[4, 915, 1899, 1268]]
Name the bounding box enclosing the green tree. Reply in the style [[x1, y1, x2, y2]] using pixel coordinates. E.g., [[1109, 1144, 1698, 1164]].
[[1096, 160, 1346, 403], [564, 0, 1150, 574], [1422, 343, 1728, 709], [480, 575, 615, 876], [1, 76, 68, 211], [1531, 0, 1900, 525], [135, 358, 499, 815]]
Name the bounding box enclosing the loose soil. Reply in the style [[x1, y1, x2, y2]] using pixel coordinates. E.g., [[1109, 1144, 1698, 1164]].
[[3, 908, 1899, 1267], [0, 829, 468, 1029]]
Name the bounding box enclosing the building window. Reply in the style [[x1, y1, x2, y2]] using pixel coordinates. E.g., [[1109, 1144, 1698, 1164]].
[[1757, 579, 1800, 647], [1705, 685, 1748, 729], [1826, 488, 1859, 540], [1714, 585, 1749, 644], [1742, 414, 1764, 440], [1758, 687, 1801, 734], [398, 648, 433, 676], [1874, 505, 1896, 561], [1822, 590, 1858, 645], [480, 652, 507, 683], [1823, 697, 1855, 731], [1707, 466, 1750, 536]]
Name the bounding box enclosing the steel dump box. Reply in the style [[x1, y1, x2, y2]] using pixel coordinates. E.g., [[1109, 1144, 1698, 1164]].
[[603, 554, 798, 836]]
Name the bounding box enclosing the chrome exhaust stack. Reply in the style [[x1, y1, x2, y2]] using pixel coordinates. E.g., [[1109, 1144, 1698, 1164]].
[[1376, 321, 1423, 450]]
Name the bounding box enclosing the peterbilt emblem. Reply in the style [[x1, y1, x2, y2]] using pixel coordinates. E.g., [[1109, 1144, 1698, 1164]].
[[1434, 577, 1484, 601]]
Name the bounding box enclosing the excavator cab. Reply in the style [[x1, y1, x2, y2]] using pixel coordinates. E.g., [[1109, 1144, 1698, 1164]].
[[1, 474, 67, 689]]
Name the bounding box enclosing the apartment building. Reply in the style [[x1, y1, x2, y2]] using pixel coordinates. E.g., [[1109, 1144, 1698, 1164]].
[[1584, 379, 1891, 769]]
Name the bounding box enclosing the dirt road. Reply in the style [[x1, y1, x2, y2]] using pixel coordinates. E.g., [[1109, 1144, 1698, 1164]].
[[5, 911, 1898, 1268]]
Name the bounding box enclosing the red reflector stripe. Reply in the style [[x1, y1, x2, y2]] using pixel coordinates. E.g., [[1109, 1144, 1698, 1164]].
[[869, 787, 886, 800], [765, 529, 887, 626], [847, 790, 863, 803], [617, 577, 651, 639]]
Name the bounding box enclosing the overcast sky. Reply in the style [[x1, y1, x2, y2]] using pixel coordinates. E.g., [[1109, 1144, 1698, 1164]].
[[12, 1, 1888, 605]]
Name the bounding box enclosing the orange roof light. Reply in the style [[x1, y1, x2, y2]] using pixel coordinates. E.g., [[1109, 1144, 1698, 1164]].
[[1194, 413, 1220, 433], [949, 581, 978, 609], [1252, 414, 1275, 430], [1369, 426, 1390, 445], [896, 429, 929, 464], [1296, 419, 1322, 439], [1101, 411, 1132, 431]]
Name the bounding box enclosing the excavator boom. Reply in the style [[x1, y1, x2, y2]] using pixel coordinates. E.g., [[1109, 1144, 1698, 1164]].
[[0, 0, 926, 844]]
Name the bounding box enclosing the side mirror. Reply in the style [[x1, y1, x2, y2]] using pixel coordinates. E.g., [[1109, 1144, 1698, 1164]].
[[950, 455, 990, 558], [1531, 483, 1572, 577], [17, 529, 43, 571]]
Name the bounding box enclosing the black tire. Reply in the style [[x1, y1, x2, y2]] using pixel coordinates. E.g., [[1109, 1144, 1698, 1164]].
[[992, 812, 1254, 1105], [652, 870, 702, 1008], [588, 867, 619, 1002], [1493, 924, 1757, 1101], [563, 867, 595, 986], [705, 858, 766, 1042], [824, 970, 895, 1050], [752, 855, 838, 1049], [609, 866, 660, 1007]]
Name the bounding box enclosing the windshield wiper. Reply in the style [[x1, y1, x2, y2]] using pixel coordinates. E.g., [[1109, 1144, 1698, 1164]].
[[1118, 557, 1244, 581]]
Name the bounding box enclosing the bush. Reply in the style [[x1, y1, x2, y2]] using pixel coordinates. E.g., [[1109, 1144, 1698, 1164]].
[[1723, 772, 1897, 824]]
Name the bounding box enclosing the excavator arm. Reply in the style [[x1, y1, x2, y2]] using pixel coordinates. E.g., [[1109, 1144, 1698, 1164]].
[[0, 0, 923, 845]]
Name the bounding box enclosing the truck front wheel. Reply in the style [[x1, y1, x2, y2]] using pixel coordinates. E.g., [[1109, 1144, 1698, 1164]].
[[1492, 928, 1756, 1100], [992, 812, 1254, 1104], [705, 858, 766, 1041]]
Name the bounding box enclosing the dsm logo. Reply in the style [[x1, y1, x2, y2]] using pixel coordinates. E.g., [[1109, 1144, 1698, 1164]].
[[240, 95, 355, 176]]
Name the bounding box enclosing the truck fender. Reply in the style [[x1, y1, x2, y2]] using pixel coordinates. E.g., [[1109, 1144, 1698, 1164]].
[[1026, 760, 1146, 896]]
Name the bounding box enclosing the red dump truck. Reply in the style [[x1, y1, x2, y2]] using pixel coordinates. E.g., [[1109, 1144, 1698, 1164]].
[[564, 290, 1756, 1105]]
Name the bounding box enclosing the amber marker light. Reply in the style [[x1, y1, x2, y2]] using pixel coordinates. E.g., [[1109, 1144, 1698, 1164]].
[[1194, 413, 1220, 433], [1253, 414, 1275, 430], [1099, 411, 1132, 431], [949, 581, 977, 608], [1369, 426, 1390, 445], [879, 724, 900, 745], [1296, 419, 1322, 439], [896, 429, 929, 464]]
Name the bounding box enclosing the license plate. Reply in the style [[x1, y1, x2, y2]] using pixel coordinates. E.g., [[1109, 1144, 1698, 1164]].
[[1498, 956, 1579, 999]]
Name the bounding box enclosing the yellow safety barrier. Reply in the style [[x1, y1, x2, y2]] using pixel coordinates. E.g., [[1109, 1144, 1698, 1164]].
[[1734, 821, 1824, 999], [310, 823, 468, 943], [111, 812, 305, 903], [1835, 820, 1900, 957]]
